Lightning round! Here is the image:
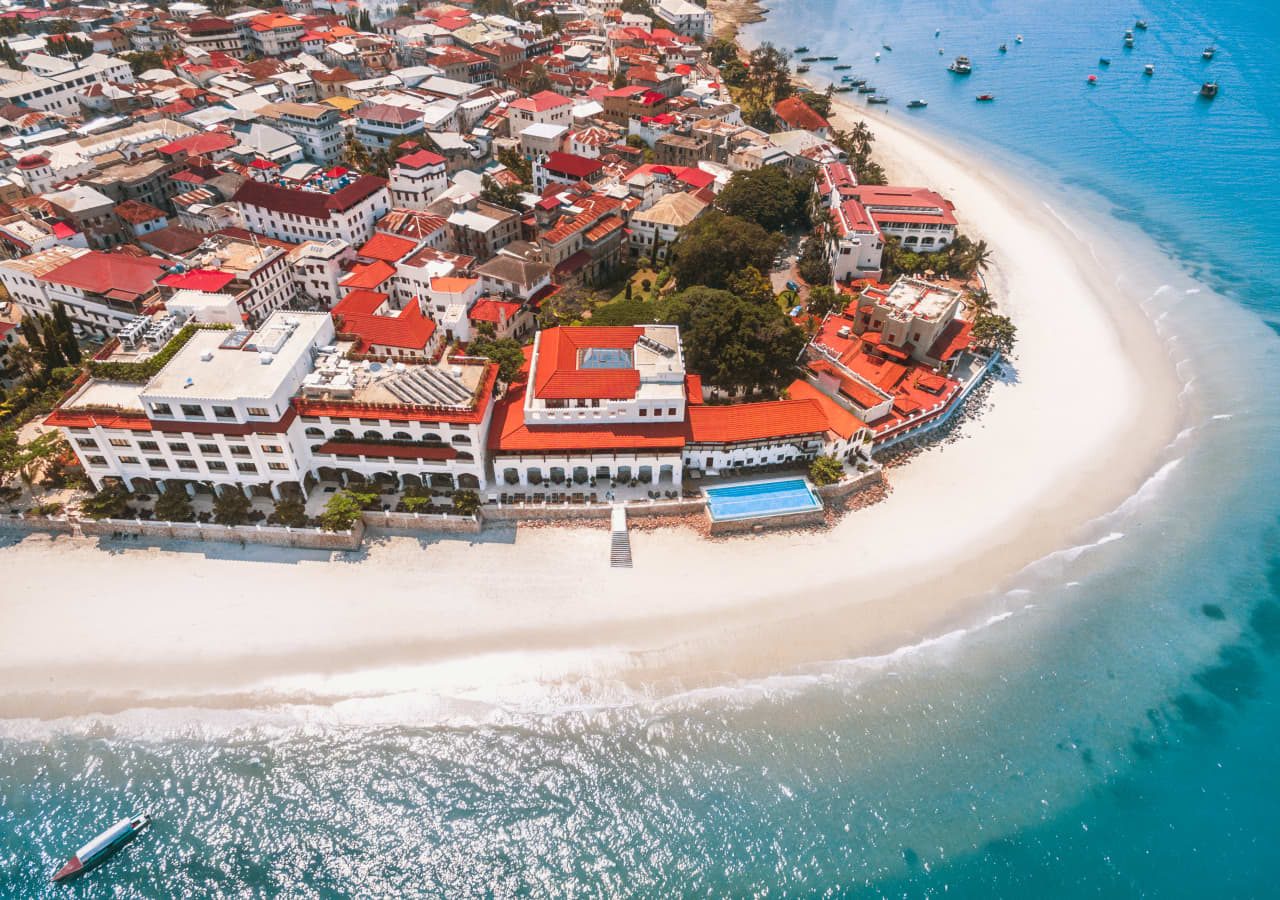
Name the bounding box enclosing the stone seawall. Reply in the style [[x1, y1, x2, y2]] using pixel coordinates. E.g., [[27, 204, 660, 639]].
[[77, 518, 364, 550]]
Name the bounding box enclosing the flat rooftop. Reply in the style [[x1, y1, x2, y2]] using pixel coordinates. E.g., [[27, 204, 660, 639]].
[[142, 312, 332, 402], [64, 379, 145, 414], [300, 347, 487, 408], [875, 278, 961, 323]]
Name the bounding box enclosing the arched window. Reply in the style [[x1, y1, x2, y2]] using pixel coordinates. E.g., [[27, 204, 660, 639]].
[[334, 428, 354, 439], [456, 451, 474, 461], [451, 434, 472, 446], [421, 433, 442, 443], [305, 427, 323, 437], [363, 430, 382, 440], [392, 432, 411, 441]]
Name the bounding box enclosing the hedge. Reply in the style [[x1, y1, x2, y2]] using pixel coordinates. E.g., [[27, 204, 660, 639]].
[[86, 323, 233, 383]]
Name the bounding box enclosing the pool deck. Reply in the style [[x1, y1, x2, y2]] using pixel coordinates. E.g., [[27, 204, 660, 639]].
[[703, 476, 825, 530]]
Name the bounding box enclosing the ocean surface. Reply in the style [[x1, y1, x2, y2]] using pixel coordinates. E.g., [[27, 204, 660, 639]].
[[4, 1, 1280, 895]]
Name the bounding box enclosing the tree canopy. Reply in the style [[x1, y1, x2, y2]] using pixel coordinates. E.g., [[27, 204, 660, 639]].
[[713, 166, 811, 232], [661, 285, 806, 396], [971, 313, 1017, 356], [468, 336, 526, 383], [670, 211, 783, 291]]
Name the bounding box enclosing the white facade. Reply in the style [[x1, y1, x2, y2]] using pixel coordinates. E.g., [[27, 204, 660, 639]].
[[0, 54, 133, 118], [236, 180, 392, 246], [388, 153, 448, 209], [652, 0, 712, 39], [289, 239, 355, 309]]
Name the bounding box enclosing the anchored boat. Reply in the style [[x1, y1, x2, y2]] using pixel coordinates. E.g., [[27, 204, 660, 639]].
[[948, 55, 972, 74], [1202, 46, 1216, 60], [866, 95, 890, 104], [907, 99, 928, 108], [975, 93, 996, 102], [1200, 81, 1218, 98], [52, 813, 151, 883]]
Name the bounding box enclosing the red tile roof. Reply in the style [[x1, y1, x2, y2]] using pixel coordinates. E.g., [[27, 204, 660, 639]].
[[357, 232, 417, 262], [773, 96, 830, 132], [339, 259, 395, 290], [44, 252, 166, 299], [316, 440, 458, 461], [785, 379, 864, 439], [331, 289, 389, 316], [511, 90, 572, 113], [488, 385, 686, 453], [468, 298, 520, 323], [543, 151, 603, 180], [532, 326, 642, 400], [232, 175, 386, 219], [685, 399, 831, 443], [115, 199, 165, 225], [157, 131, 237, 157], [160, 268, 235, 292], [337, 301, 436, 352], [396, 148, 445, 168]]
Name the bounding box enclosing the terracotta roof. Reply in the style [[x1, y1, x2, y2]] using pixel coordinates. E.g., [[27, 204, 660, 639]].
[[511, 90, 572, 113], [543, 151, 603, 180], [428, 276, 477, 295], [340, 259, 395, 290], [161, 268, 234, 292], [533, 326, 643, 401], [356, 103, 422, 125], [331, 289, 389, 316], [357, 232, 417, 262], [396, 148, 445, 168], [488, 385, 686, 453], [685, 399, 832, 443], [469, 298, 520, 323], [115, 200, 166, 225], [43, 252, 166, 299], [337, 301, 436, 351], [785, 379, 864, 439], [377, 208, 449, 241], [232, 175, 387, 219], [316, 440, 457, 461], [773, 96, 830, 132]]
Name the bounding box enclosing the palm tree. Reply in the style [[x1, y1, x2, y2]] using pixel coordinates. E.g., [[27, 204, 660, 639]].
[[966, 240, 993, 276], [966, 288, 996, 317]]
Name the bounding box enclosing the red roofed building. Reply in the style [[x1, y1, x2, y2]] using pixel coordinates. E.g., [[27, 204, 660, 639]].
[[507, 90, 574, 135], [114, 200, 168, 236], [233, 175, 391, 246], [773, 96, 832, 138], [388, 148, 448, 209], [157, 131, 238, 162], [334, 297, 441, 361], [0, 248, 167, 338], [356, 232, 419, 264], [534, 151, 605, 191]]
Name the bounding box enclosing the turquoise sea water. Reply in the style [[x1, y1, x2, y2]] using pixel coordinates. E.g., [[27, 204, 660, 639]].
[[4, 1, 1280, 895]]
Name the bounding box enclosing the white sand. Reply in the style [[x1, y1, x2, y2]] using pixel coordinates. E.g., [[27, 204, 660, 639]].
[[0, 111, 1183, 722]]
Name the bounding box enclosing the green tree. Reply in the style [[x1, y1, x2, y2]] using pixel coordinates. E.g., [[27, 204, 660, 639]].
[[806, 285, 842, 319], [809, 454, 844, 486], [707, 38, 737, 66], [521, 63, 552, 94], [38, 319, 66, 371], [468, 336, 525, 383], [495, 146, 531, 185], [154, 484, 195, 522], [479, 175, 524, 210], [0, 429, 63, 487], [268, 495, 308, 527], [660, 285, 806, 395], [619, 0, 651, 16], [670, 211, 782, 291], [79, 482, 130, 520], [358, 9, 373, 30], [121, 50, 166, 76], [971, 313, 1017, 356], [589, 296, 660, 326], [612, 67, 627, 89], [796, 232, 832, 285], [51, 303, 80, 364], [714, 166, 811, 232], [319, 489, 367, 531], [212, 488, 251, 526], [451, 488, 480, 516], [806, 86, 835, 119]]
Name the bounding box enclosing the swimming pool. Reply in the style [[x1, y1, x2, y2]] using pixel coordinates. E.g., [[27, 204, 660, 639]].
[[704, 477, 823, 522]]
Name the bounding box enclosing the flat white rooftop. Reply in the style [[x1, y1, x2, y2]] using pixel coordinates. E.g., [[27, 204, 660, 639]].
[[142, 312, 332, 402]]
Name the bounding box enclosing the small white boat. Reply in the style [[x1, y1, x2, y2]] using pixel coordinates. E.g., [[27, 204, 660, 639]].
[[1015, 34, 1023, 43], [1144, 63, 1155, 75], [874, 52, 881, 61], [52, 812, 151, 882]]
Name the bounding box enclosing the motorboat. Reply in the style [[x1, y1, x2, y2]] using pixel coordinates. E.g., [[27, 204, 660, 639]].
[[1202, 46, 1216, 60], [819, 55, 838, 60], [948, 56, 972, 74], [832, 85, 855, 93], [881, 44, 892, 51], [795, 65, 810, 73], [1015, 34, 1024, 43], [907, 99, 928, 108], [975, 93, 996, 102], [1124, 32, 1135, 48], [1144, 63, 1155, 75], [795, 45, 810, 53], [833, 64, 852, 70], [999, 43, 1008, 53], [1087, 74, 1099, 83], [1099, 56, 1111, 65], [1135, 19, 1148, 30], [1200, 81, 1218, 98], [51, 813, 151, 883], [857, 84, 876, 93], [874, 52, 881, 61], [867, 95, 890, 104], [801, 56, 819, 62]]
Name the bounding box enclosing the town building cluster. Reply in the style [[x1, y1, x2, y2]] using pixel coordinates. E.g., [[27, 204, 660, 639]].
[[0, 0, 988, 510]]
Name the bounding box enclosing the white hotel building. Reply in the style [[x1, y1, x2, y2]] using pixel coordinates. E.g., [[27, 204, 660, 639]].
[[232, 175, 391, 247]]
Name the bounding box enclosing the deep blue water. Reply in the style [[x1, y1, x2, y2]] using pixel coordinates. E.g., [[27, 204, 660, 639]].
[[4, 1, 1280, 895]]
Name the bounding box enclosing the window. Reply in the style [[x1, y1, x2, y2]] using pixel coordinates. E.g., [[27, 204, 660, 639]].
[[76, 438, 98, 449], [180, 404, 205, 419], [177, 459, 199, 471], [87, 455, 107, 467], [213, 405, 235, 420], [108, 437, 130, 447], [247, 406, 270, 417], [119, 455, 139, 464], [639, 408, 647, 417], [147, 458, 169, 470], [229, 446, 251, 457], [261, 444, 283, 454], [668, 408, 676, 416], [168, 443, 190, 455], [138, 441, 159, 452], [268, 462, 288, 471], [199, 443, 219, 455], [208, 461, 228, 472], [236, 462, 258, 474]]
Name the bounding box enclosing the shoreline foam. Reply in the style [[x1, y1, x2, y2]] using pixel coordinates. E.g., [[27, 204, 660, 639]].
[[0, 76, 1188, 725]]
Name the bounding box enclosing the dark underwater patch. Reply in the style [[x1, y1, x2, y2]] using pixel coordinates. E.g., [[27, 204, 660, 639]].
[[1192, 645, 1261, 707], [1201, 603, 1225, 621]]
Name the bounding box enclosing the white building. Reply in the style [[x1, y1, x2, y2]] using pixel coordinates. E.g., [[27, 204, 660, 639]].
[[258, 102, 345, 165], [388, 149, 448, 209], [0, 54, 133, 118], [506, 90, 573, 137], [289, 238, 355, 309], [233, 175, 391, 246], [652, 0, 712, 39], [628, 191, 708, 262]]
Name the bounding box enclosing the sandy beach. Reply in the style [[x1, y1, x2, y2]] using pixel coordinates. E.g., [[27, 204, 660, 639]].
[[0, 105, 1184, 724]]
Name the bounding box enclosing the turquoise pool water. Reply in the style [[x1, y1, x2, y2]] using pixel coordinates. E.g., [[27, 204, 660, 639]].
[[704, 477, 823, 521]]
